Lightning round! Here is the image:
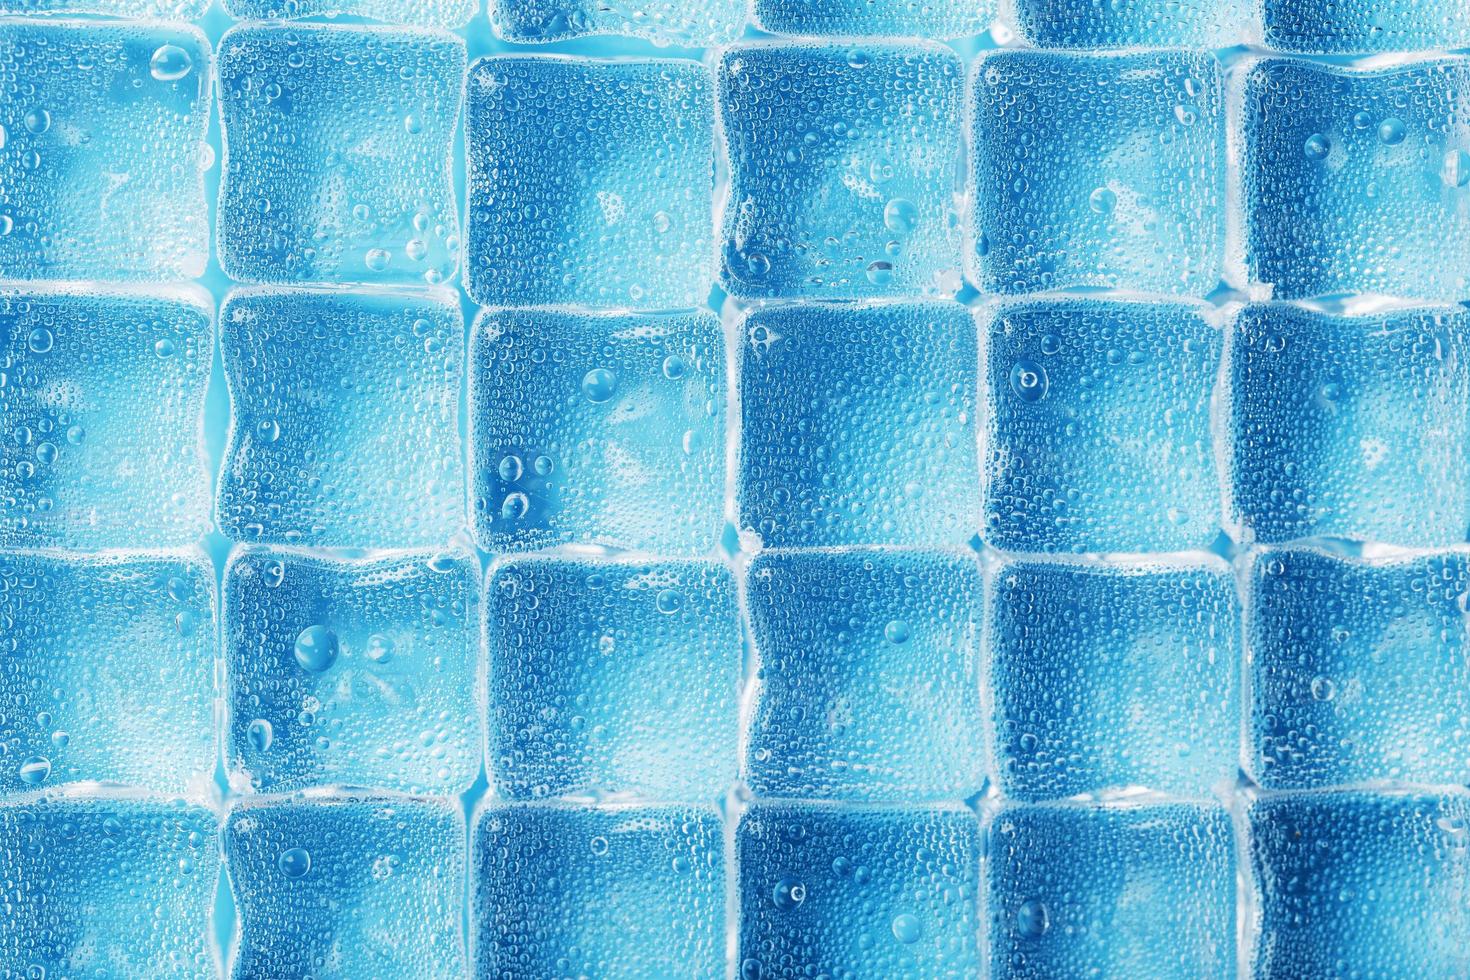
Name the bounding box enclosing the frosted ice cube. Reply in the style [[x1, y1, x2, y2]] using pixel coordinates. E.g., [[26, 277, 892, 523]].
[[225, 0, 476, 28], [469, 308, 725, 555], [718, 41, 965, 300], [981, 297, 1224, 554], [737, 802, 982, 978], [223, 547, 479, 796], [752, 0, 996, 40], [473, 802, 725, 979], [744, 548, 985, 801], [489, 0, 745, 45], [987, 801, 1236, 979], [484, 556, 739, 801], [217, 24, 464, 286], [0, 791, 218, 978], [0, 285, 212, 550], [216, 287, 464, 549], [1263, 0, 1470, 53], [225, 792, 465, 978], [1237, 57, 1470, 302], [987, 555, 1241, 801], [968, 50, 1225, 296], [1225, 303, 1470, 547], [465, 56, 714, 310], [1012, 0, 1254, 48], [0, 0, 208, 14], [737, 302, 979, 549]]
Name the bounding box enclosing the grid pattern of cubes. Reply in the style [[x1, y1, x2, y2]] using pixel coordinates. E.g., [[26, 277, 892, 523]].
[[0, 0, 1468, 977]]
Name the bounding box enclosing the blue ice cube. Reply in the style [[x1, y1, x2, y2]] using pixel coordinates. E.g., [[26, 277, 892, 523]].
[[485, 556, 739, 801], [718, 41, 965, 301], [751, 0, 996, 39], [744, 548, 984, 801], [1247, 789, 1470, 978], [981, 298, 1224, 554], [987, 556, 1240, 802], [0, 0, 208, 16], [987, 801, 1236, 979], [217, 24, 464, 287], [0, 551, 215, 798], [489, 0, 745, 45], [1239, 58, 1470, 302], [469, 309, 725, 555], [0, 21, 210, 282], [0, 791, 218, 977], [225, 0, 475, 27], [737, 302, 979, 549], [0, 286, 212, 550], [737, 802, 982, 978], [223, 547, 479, 796], [1226, 303, 1470, 547], [968, 51, 1225, 296], [465, 56, 715, 310], [216, 287, 464, 549], [473, 802, 725, 979], [225, 792, 465, 978], [1248, 546, 1470, 789], [1011, 0, 1253, 47], [1263, 0, 1470, 53]]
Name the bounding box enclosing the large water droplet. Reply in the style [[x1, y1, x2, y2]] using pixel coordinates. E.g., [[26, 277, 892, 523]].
[[772, 876, 806, 910], [278, 847, 312, 878], [293, 625, 339, 673], [247, 718, 273, 752], [582, 368, 617, 403], [891, 913, 922, 944], [1009, 359, 1049, 402], [150, 44, 193, 82], [18, 756, 50, 785], [1017, 898, 1050, 937], [1377, 117, 1406, 145]]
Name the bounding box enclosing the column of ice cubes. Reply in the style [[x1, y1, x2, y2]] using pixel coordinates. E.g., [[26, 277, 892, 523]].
[[213, 13, 474, 977], [1235, 8, 1470, 975], [464, 39, 735, 979], [0, 6, 220, 975], [966, 17, 1243, 979]]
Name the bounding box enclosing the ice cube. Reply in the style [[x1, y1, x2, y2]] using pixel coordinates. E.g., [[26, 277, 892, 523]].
[[718, 41, 965, 300], [465, 56, 715, 310], [0, 285, 212, 550], [217, 24, 464, 286], [1011, 0, 1253, 48], [751, 0, 996, 40], [1262, 0, 1470, 53], [484, 556, 739, 801], [224, 0, 476, 28], [743, 548, 985, 801], [489, 0, 745, 45], [469, 308, 725, 555]]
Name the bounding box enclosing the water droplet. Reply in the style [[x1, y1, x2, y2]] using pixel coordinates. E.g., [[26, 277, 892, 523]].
[[1088, 187, 1117, 214], [1310, 676, 1336, 701], [256, 419, 281, 443], [662, 354, 687, 380], [262, 561, 286, 588], [65, 424, 85, 446], [365, 634, 395, 664], [293, 625, 339, 673], [365, 248, 391, 272], [1444, 149, 1470, 188], [589, 835, 609, 856], [883, 198, 918, 234], [533, 455, 554, 477], [847, 49, 870, 69], [247, 718, 273, 752], [154, 338, 176, 358], [745, 252, 771, 278], [1377, 117, 1406, 145], [149, 44, 193, 82], [891, 913, 922, 944], [18, 756, 50, 785], [1303, 133, 1329, 159], [1017, 899, 1050, 937], [27, 327, 53, 354], [772, 876, 806, 909], [498, 455, 523, 482], [652, 210, 673, 234], [582, 368, 617, 403], [884, 619, 911, 644], [1009, 359, 1049, 402], [865, 260, 894, 285], [656, 588, 683, 614], [501, 492, 530, 520], [34, 442, 56, 465], [278, 847, 311, 878], [403, 113, 424, 135], [23, 108, 50, 135]]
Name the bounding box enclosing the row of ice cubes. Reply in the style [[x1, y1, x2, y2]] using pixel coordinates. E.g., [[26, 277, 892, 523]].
[[6, 787, 1467, 977], [6, 541, 1469, 801], [7, 22, 1470, 305], [5, 287, 1467, 555], [7, 0, 1470, 52]]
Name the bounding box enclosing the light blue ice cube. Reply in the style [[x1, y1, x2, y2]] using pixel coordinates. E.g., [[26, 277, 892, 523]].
[[737, 802, 982, 979], [1248, 546, 1470, 790], [987, 555, 1240, 802], [981, 298, 1224, 554], [223, 547, 479, 796], [987, 801, 1236, 979], [968, 50, 1225, 296], [225, 0, 475, 27], [217, 24, 464, 287], [1247, 789, 1470, 979], [0, 286, 212, 550], [1012, 0, 1253, 48], [0, 550, 215, 798], [752, 0, 996, 40], [473, 802, 725, 980], [0, 791, 218, 978], [469, 308, 725, 555], [489, 0, 745, 45], [1238, 58, 1470, 302], [0, 0, 208, 17], [0, 21, 210, 282], [225, 792, 465, 979], [1263, 0, 1470, 53], [718, 41, 965, 301], [1226, 303, 1470, 547], [216, 287, 464, 549], [465, 56, 714, 311], [744, 548, 984, 802], [485, 556, 739, 801], [737, 302, 979, 549]]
